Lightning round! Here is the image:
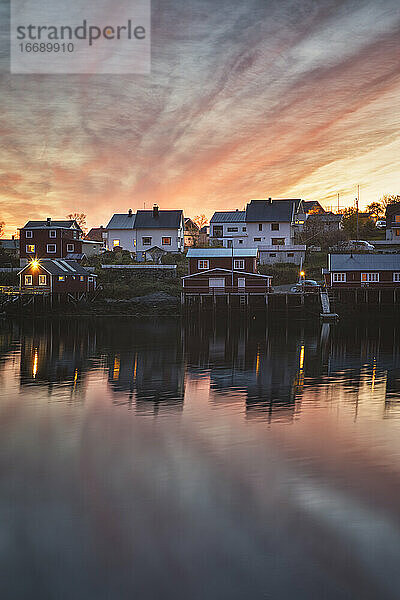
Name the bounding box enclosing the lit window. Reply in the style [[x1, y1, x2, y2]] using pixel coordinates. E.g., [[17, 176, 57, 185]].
[[25, 230, 33, 238], [242, 227, 246, 232], [67, 244, 74, 252], [271, 223, 279, 231], [113, 239, 120, 247], [253, 237, 261, 242], [24, 275, 32, 285], [80, 276, 84, 282], [162, 237, 171, 245], [287, 253, 294, 257], [49, 230, 56, 238], [26, 244, 35, 253], [198, 260, 209, 270], [333, 273, 346, 283], [258, 224, 263, 231], [396, 229, 400, 237], [47, 244, 56, 253], [142, 237, 152, 246], [361, 272, 379, 282], [393, 273, 400, 282], [395, 215, 400, 223], [234, 259, 244, 269], [39, 275, 47, 286], [58, 276, 65, 282]]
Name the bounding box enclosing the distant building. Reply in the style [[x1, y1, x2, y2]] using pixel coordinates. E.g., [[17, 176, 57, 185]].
[[385, 203, 400, 241], [85, 226, 107, 247], [184, 218, 200, 247], [305, 212, 342, 232], [324, 254, 400, 287], [0, 237, 19, 257], [105, 209, 136, 251], [210, 210, 247, 247], [19, 218, 83, 266], [18, 259, 97, 295]]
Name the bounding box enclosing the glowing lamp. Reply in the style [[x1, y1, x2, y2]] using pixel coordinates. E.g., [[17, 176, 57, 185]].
[[30, 259, 39, 270], [300, 271, 305, 278]]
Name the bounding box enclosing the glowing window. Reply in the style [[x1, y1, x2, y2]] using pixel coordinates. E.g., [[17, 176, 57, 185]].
[[198, 260, 209, 270], [361, 272, 379, 282], [162, 237, 171, 245], [26, 244, 35, 253], [58, 276, 65, 282], [38, 275, 46, 286], [24, 275, 32, 285], [113, 239, 120, 247], [333, 273, 346, 283]]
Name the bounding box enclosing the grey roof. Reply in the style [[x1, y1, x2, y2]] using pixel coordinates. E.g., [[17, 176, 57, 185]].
[[19, 259, 94, 277], [302, 201, 325, 213], [106, 213, 136, 230], [65, 253, 86, 261], [22, 220, 81, 230], [308, 213, 342, 222], [245, 199, 301, 222], [187, 248, 258, 258], [0, 239, 19, 250], [329, 253, 400, 271], [134, 210, 183, 229], [210, 211, 246, 223]]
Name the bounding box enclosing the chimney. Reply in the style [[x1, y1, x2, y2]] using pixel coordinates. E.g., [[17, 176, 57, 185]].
[[153, 204, 159, 218], [47, 217, 51, 226], [267, 197, 272, 204], [128, 209, 133, 217]]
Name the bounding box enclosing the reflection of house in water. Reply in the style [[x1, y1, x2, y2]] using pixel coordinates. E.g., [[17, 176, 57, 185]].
[[183, 319, 320, 423], [18, 319, 97, 397], [105, 320, 185, 414]]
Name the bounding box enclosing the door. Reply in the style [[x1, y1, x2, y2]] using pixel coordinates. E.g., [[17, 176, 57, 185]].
[[238, 278, 245, 288]]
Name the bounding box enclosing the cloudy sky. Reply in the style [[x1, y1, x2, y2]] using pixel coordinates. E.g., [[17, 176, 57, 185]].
[[1, 0, 400, 234]]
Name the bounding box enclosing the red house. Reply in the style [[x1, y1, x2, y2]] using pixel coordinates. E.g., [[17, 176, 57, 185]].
[[19, 219, 83, 266], [18, 259, 97, 296], [182, 268, 272, 297], [186, 248, 259, 274], [324, 254, 400, 288]]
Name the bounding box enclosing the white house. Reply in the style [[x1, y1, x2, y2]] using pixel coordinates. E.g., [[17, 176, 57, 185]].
[[209, 198, 306, 264], [106, 205, 184, 261]]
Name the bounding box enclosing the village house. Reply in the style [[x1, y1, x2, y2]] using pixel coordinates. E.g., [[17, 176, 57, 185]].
[[0, 236, 19, 259], [106, 205, 184, 261], [184, 218, 200, 247], [19, 219, 83, 266], [324, 254, 400, 288], [18, 259, 97, 296], [186, 248, 258, 274], [385, 203, 400, 241], [85, 226, 108, 249], [210, 199, 306, 265]]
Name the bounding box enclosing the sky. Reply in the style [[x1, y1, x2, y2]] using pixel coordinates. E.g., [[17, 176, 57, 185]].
[[1, 0, 400, 235]]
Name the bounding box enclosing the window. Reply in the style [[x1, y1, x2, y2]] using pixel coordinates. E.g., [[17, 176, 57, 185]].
[[49, 230, 56, 238], [88, 276, 94, 282], [209, 278, 225, 288], [272, 238, 285, 246], [73, 231, 78, 239], [133, 239, 136, 247], [24, 275, 32, 285], [333, 273, 346, 283], [227, 227, 238, 232], [162, 237, 171, 245], [234, 259, 244, 269], [142, 237, 152, 246], [58, 276, 65, 282], [396, 229, 400, 237], [395, 215, 400, 223], [47, 244, 56, 253], [38, 275, 47, 286], [26, 244, 35, 253], [361, 272, 379, 282], [113, 239, 120, 247], [394, 273, 400, 282], [25, 230, 33, 238], [287, 253, 294, 257], [198, 260, 209, 270], [269, 253, 276, 257], [242, 227, 247, 232], [80, 276, 84, 282], [213, 226, 223, 238], [271, 223, 280, 231], [253, 237, 261, 242], [258, 224, 263, 231], [67, 243, 74, 252], [238, 278, 245, 288], [238, 240, 243, 244]]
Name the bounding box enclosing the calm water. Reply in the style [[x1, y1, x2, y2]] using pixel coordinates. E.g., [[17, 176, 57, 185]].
[[1, 316, 400, 599]]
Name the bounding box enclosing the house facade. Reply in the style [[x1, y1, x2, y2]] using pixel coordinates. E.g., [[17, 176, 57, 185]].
[[385, 203, 400, 241], [210, 210, 247, 247], [182, 268, 272, 296], [106, 209, 136, 251], [186, 248, 258, 275], [324, 254, 400, 288], [184, 218, 200, 247], [18, 259, 97, 295], [19, 219, 83, 266]]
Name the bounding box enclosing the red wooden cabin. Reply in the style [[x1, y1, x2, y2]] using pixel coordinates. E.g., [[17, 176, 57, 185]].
[[19, 219, 83, 265], [18, 259, 97, 296]]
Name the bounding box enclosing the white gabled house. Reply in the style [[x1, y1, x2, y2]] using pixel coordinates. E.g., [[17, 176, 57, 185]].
[[105, 205, 184, 261]]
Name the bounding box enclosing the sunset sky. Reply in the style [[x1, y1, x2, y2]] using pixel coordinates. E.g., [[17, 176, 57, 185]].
[[1, 0, 400, 235]]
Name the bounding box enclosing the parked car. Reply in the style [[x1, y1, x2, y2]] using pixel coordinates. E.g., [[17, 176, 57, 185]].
[[348, 240, 375, 251], [375, 220, 386, 229], [291, 280, 320, 293]]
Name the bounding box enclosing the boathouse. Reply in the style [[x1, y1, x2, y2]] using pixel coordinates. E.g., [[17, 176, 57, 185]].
[[186, 248, 259, 275], [18, 259, 97, 295], [182, 268, 272, 298], [324, 254, 400, 288]]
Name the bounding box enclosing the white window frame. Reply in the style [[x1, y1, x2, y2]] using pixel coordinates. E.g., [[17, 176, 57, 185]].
[[67, 243, 74, 252], [113, 239, 120, 247], [332, 273, 346, 283], [234, 259, 244, 269], [162, 237, 171, 246], [25, 230, 33, 238], [393, 273, 400, 282], [24, 275, 32, 285], [361, 272, 379, 283], [198, 260, 209, 270], [38, 274, 47, 286], [142, 237, 152, 246], [88, 276, 94, 282], [49, 230, 56, 238], [209, 278, 225, 288], [238, 277, 246, 288], [26, 244, 35, 253], [58, 275, 65, 282], [47, 244, 56, 253]]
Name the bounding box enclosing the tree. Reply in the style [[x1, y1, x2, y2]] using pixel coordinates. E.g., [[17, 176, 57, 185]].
[[66, 212, 87, 233], [193, 214, 208, 230], [379, 194, 400, 208], [366, 202, 384, 220], [0, 220, 4, 238]]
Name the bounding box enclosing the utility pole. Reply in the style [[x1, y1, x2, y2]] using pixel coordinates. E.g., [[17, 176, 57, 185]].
[[356, 185, 360, 241], [337, 192, 340, 213]]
